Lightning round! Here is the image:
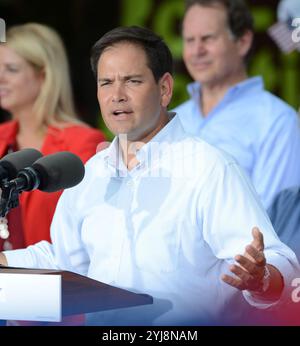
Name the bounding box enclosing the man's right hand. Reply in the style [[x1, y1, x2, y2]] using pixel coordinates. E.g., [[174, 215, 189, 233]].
[[0, 252, 7, 266]]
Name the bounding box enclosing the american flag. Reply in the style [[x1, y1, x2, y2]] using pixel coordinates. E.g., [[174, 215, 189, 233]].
[[268, 21, 300, 53]]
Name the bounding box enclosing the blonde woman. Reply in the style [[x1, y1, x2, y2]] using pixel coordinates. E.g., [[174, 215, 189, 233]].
[[0, 23, 105, 251]]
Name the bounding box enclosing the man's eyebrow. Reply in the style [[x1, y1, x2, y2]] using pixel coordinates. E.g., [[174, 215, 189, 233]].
[[98, 74, 143, 82], [118, 74, 144, 81], [97, 77, 111, 82], [123, 74, 143, 79]]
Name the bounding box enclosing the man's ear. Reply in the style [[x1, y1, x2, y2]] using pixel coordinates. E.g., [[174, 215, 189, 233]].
[[237, 30, 253, 59], [159, 72, 173, 107]]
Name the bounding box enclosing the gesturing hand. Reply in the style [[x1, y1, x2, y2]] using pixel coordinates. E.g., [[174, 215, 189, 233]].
[[222, 227, 267, 292]]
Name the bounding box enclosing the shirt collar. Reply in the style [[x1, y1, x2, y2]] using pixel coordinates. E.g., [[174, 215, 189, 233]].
[[103, 112, 177, 175], [103, 136, 126, 176], [187, 76, 264, 101]]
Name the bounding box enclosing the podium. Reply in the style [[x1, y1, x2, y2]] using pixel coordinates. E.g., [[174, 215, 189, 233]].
[[0, 266, 153, 322]]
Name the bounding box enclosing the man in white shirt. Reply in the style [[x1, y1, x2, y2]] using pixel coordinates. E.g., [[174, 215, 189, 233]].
[[174, 0, 300, 209], [0, 26, 298, 325]]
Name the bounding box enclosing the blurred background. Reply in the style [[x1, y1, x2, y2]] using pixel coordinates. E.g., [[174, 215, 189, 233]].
[[0, 0, 299, 138]]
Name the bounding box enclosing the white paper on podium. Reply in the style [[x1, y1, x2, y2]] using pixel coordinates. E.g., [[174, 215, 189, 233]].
[[0, 273, 61, 322]]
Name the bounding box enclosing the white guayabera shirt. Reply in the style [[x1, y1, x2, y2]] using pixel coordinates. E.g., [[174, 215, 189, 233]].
[[5, 114, 299, 325]]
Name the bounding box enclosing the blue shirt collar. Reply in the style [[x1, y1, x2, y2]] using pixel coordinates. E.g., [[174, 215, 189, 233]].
[[187, 76, 264, 101]]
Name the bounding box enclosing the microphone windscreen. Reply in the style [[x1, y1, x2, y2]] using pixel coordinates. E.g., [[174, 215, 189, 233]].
[[32, 152, 85, 192], [0, 148, 43, 180]]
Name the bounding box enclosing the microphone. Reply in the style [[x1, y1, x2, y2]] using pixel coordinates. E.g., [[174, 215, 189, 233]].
[[12, 151, 85, 193], [0, 148, 43, 181]]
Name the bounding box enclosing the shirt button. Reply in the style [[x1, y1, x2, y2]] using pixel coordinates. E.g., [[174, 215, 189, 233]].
[[126, 181, 133, 187]]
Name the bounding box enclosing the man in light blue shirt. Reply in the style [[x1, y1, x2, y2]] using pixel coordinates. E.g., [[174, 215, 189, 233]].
[[268, 187, 300, 262], [174, 0, 300, 208], [0, 26, 298, 326]]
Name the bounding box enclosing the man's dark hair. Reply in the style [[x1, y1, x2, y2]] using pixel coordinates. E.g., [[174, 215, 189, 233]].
[[185, 0, 254, 39], [91, 26, 173, 82]]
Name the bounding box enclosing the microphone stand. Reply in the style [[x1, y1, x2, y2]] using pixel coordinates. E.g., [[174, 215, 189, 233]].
[[0, 179, 20, 217]]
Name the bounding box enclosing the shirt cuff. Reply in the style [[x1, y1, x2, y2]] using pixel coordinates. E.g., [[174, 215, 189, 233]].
[[3, 248, 36, 269], [243, 250, 299, 309]]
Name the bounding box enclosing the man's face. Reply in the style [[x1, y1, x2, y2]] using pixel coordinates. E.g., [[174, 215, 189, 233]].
[[97, 42, 172, 143], [182, 4, 250, 88]]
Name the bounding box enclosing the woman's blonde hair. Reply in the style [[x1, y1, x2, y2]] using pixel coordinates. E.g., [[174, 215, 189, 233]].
[[6, 22, 79, 127]]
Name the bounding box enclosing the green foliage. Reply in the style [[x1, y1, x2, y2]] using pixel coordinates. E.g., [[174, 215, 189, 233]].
[[153, 0, 184, 59], [121, 0, 152, 26], [117, 0, 300, 111]]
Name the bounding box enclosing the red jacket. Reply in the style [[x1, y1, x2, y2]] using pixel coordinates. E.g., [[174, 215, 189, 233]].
[[0, 120, 106, 247]]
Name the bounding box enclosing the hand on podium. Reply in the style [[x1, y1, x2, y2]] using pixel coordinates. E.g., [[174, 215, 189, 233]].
[[0, 252, 7, 266]]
